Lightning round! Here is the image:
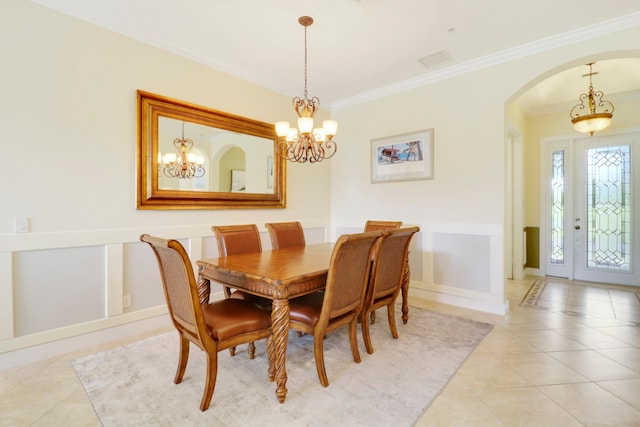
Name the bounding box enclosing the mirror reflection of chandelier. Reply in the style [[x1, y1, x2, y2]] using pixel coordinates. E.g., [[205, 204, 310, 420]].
[[569, 62, 614, 136], [159, 122, 205, 179], [275, 16, 338, 163]]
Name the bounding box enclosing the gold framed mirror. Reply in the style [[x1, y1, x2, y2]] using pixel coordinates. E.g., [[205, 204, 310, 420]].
[[137, 91, 286, 209]]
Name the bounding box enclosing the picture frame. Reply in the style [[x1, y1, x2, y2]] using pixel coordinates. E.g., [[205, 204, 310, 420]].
[[267, 156, 274, 189], [370, 129, 434, 183], [231, 169, 246, 192]]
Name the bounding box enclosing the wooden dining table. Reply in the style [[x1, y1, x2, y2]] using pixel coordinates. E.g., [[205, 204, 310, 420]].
[[196, 242, 411, 404]]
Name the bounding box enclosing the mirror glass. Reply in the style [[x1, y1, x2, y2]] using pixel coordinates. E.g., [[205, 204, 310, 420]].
[[137, 91, 286, 209]]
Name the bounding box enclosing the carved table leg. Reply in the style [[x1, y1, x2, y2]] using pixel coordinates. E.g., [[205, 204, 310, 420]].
[[401, 256, 410, 324], [271, 298, 290, 403], [267, 334, 275, 381], [199, 268, 238, 356], [196, 266, 211, 305]]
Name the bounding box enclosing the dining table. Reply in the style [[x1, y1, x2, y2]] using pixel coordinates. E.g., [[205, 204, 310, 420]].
[[196, 242, 411, 404]]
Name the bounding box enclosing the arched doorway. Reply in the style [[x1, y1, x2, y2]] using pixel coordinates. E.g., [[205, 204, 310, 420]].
[[506, 55, 640, 286]]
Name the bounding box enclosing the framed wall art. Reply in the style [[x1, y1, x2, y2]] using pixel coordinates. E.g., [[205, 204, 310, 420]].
[[267, 156, 274, 189], [230, 169, 246, 192], [370, 129, 434, 183]]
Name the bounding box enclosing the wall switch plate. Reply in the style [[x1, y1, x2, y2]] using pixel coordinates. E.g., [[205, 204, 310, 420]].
[[14, 217, 29, 233], [123, 294, 132, 308]]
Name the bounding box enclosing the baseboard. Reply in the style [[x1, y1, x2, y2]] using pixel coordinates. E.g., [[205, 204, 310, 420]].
[[524, 267, 543, 277], [410, 286, 509, 316], [0, 313, 172, 371]]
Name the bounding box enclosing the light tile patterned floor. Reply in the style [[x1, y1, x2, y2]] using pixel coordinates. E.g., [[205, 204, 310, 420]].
[[522, 278, 640, 325], [1, 277, 639, 426], [416, 277, 640, 426]]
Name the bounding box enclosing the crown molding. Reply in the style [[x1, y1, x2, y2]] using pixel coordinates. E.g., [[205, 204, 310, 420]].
[[525, 88, 640, 116], [331, 11, 640, 111]]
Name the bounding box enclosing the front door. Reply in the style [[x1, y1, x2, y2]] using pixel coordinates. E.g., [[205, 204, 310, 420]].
[[544, 131, 640, 286]]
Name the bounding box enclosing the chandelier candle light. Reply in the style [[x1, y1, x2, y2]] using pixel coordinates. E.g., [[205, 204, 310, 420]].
[[275, 16, 338, 163], [159, 122, 205, 179], [569, 62, 614, 136]]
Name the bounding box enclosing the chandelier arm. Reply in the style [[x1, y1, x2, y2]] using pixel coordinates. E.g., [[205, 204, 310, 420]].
[[323, 140, 337, 159], [593, 91, 614, 113]]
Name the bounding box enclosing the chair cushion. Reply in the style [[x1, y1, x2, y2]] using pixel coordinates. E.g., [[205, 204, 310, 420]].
[[202, 299, 271, 341], [288, 291, 325, 326]]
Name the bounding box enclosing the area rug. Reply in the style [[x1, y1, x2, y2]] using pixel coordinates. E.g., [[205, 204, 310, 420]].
[[72, 307, 493, 427]]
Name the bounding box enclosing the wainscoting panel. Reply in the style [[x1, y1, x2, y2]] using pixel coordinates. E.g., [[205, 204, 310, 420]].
[[13, 246, 106, 336], [433, 232, 490, 293], [405, 222, 507, 315], [0, 224, 331, 356], [123, 242, 165, 314]]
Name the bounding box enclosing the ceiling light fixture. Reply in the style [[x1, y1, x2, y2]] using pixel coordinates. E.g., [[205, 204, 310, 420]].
[[159, 122, 205, 179], [569, 62, 614, 136], [275, 16, 337, 163]]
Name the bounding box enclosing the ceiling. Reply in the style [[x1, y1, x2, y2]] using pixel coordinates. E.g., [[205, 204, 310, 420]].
[[30, 0, 640, 112]]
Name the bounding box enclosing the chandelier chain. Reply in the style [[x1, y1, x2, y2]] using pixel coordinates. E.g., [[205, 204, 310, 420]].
[[303, 23, 308, 100]]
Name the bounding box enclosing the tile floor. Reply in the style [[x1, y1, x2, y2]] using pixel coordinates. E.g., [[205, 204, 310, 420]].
[[1, 277, 639, 426]]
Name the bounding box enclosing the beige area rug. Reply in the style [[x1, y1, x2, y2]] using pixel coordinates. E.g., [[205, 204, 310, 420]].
[[72, 307, 493, 427]]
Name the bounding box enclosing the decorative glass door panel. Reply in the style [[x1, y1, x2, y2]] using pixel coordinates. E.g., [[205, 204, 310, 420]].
[[573, 134, 639, 285], [585, 146, 631, 271], [550, 150, 566, 265]]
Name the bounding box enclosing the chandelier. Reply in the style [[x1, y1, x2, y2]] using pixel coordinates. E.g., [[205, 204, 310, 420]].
[[569, 62, 614, 136], [159, 122, 205, 179], [275, 16, 338, 163]]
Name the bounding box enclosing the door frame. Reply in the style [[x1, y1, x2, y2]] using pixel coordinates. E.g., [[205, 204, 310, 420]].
[[507, 123, 525, 280]]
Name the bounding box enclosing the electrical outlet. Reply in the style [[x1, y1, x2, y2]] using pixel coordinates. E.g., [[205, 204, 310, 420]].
[[123, 294, 132, 308]]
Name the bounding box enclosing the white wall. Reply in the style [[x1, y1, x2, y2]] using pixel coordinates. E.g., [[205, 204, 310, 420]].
[[0, 1, 332, 360], [0, 0, 332, 235], [330, 25, 640, 314], [523, 97, 640, 227], [2, 0, 640, 367]]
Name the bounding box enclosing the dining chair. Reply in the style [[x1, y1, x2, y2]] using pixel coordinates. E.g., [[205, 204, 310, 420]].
[[287, 230, 383, 387], [363, 220, 403, 232], [140, 234, 272, 411], [211, 224, 268, 301], [363, 219, 403, 324], [211, 224, 272, 357], [265, 221, 306, 250], [264, 221, 307, 339], [360, 226, 420, 354]]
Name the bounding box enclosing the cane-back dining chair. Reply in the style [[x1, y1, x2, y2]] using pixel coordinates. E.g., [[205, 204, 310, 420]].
[[265, 221, 306, 250], [140, 234, 272, 411], [287, 230, 383, 387], [360, 226, 420, 354], [363, 220, 403, 324], [212, 224, 261, 293], [212, 224, 272, 357], [363, 220, 403, 232]]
